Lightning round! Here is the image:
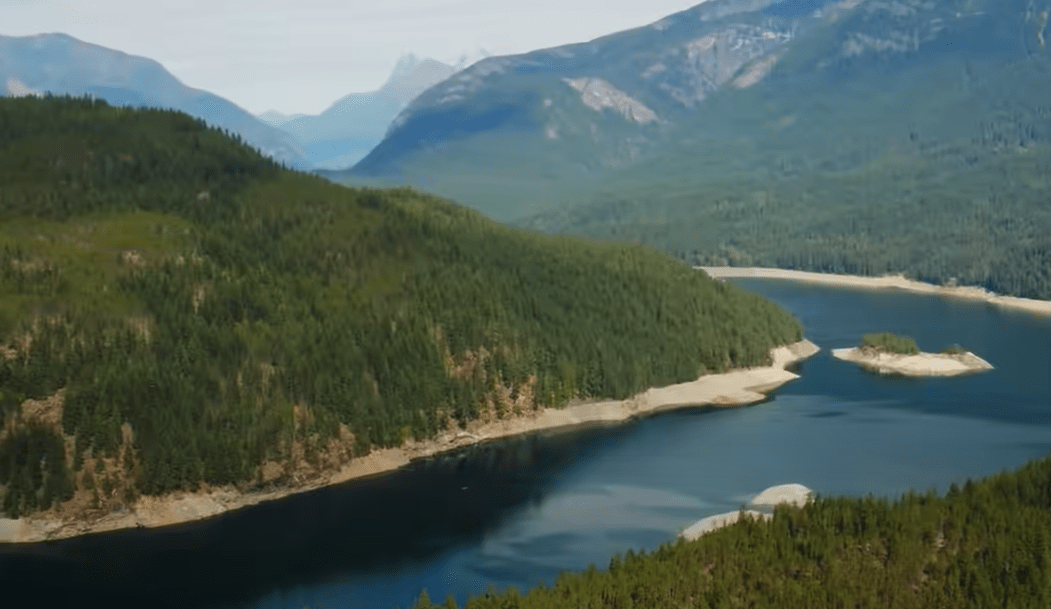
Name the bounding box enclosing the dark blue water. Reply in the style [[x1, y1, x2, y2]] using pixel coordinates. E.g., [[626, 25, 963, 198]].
[[3, 278, 1050, 609]]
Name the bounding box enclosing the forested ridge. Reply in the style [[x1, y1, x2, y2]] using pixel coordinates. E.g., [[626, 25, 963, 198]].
[[411, 453, 1051, 609], [523, 139, 1051, 300], [513, 47, 1051, 300], [0, 95, 802, 518]]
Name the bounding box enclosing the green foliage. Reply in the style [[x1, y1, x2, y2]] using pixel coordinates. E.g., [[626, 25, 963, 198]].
[[861, 332, 920, 355], [943, 344, 968, 355], [0, 95, 802, 513], [431, 453, 1051, 608], [0, 422, 74, 517]]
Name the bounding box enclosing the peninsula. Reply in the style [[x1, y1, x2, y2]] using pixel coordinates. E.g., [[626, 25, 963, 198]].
[[0, 97, 812, 542], [831, 332, 993, 377], [1, 339, 819, 543]]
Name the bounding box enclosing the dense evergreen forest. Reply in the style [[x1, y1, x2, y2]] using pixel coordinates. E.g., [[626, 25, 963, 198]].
[[0, 95, 802, 517], [411, 452, 1051, 608], [517, 53, 1051, 300], [525, 140, 1051, 300]]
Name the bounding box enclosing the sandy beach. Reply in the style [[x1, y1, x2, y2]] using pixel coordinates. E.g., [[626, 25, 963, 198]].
[[699, 267, 1051, 317], [679, 483, 813, 541], [832, 347, 994, 377], [0, 339, 819, 544]]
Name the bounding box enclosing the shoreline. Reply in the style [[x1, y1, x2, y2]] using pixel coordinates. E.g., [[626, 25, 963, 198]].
[[699, 267, 1051, 317], [0, 339, 819, 544], [680, 483, 813, 541]]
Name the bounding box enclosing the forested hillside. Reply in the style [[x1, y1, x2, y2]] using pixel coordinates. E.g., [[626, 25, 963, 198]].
[[521, 136, 1051, 299], [0, 95, 802, 519], [412, 453, 1051, 608], [519, 50, 1051, 300]]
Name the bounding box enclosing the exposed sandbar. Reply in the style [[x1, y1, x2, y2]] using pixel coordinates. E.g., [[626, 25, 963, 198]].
[[680, 510, 770, 540], [680, 483, 813, 541], [699, 267, 1051, 317], [832, 347, 994, 377], [750, 483, 813, 507], [1, 340, 819, 544]]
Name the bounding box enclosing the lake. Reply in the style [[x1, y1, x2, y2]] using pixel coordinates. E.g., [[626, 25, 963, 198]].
[[2, 278, 1050, 609]]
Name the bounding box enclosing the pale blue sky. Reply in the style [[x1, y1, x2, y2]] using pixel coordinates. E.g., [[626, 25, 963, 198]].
[[2, 0, 709, 115]]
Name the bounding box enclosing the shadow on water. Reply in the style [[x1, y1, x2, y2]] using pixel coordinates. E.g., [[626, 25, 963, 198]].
[[0, 423, 631, 609]]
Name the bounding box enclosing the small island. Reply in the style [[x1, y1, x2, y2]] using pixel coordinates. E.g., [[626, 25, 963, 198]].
[[832, 332, 993, 377]]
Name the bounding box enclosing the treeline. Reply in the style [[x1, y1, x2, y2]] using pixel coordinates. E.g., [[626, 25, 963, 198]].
[[861, 333, 919, 355], [0, 94, 282, 224], [411, 452, 1051, 608], [0, 95, 802, 514]]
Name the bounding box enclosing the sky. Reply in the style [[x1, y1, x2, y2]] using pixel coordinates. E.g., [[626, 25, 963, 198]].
[[1, 0, 709, 115]]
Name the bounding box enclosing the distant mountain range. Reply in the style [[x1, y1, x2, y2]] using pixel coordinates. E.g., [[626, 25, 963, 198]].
[[260, 52, 486, 170], [0, 34, 479, 172], [0, 33, 311, 169], [257, 110, 310, 126]]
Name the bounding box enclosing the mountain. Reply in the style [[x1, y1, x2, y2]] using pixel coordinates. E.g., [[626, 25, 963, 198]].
[[452, 48, 494, 71], [335, 0, 1051, 299], [269, 53, 463, 170], [0, 94, 802, 524], [0, 32, 310, 169], [340, 0, 851, 218], [513, 0, 1051, 299], [257, 109, 310, 127]]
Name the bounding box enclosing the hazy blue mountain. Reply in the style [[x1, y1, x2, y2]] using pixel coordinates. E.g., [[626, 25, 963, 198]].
[[257, 110, 309, 127], [0, 32, 310, 169], [270, 53, 468, 170]]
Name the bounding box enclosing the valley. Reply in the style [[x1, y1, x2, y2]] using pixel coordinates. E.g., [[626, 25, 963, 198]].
[[3, 0, 1051, 607]]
